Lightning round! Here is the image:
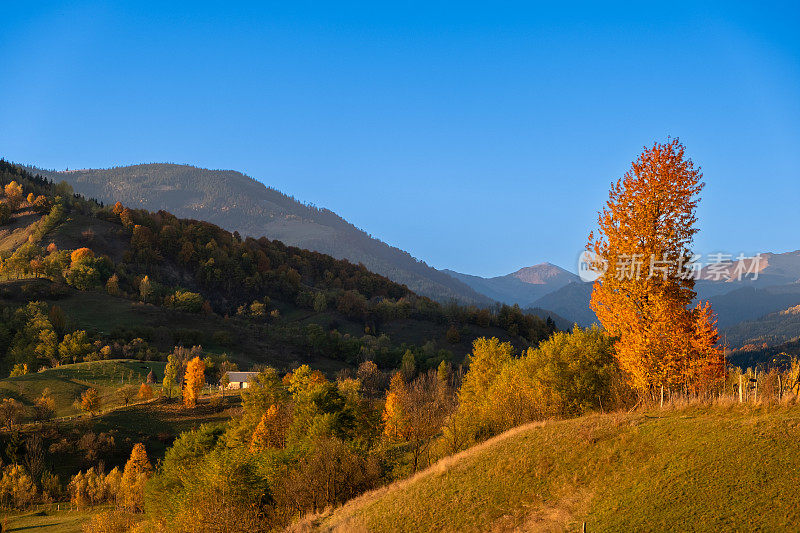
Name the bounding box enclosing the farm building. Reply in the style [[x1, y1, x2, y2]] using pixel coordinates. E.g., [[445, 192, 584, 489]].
[[223, 371, 259, 389]]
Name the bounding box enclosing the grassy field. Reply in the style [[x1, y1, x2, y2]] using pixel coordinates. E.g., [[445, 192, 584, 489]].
[[0, 359, 166, 417], [295, 402, 800, 532], [1, 357, 240, 482], [3, 507, 99, 533]]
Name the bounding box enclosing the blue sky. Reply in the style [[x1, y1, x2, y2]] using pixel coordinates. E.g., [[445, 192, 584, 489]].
[[1, 1, 799, 277]]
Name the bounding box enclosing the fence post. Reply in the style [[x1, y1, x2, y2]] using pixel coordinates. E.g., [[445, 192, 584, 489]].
[[738, 375, 743, 403], [755, 369, 758, 402]]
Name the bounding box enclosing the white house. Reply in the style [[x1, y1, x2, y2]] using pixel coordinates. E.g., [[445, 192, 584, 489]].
[[223, 371, 259, 389]]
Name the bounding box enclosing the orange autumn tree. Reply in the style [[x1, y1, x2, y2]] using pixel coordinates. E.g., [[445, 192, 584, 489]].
[[382, 372, 411, 441], [183, 356, 206, 407], [587, 139, 723, 394], [249, 404, 288, 451], [119, 442, 152, 512]]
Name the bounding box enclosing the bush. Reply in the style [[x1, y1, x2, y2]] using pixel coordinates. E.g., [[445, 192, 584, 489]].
[[164, 290, 204, 313], [83, 509, 135, 533], [446, 328, 632, 451]]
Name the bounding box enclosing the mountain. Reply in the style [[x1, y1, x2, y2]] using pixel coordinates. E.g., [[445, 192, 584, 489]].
[[530, 281, 596, 326], [0, 160, 556, 377], [708, 284, 800, 329], [30, 163, 492, 306], [721, 302, 800, 350], [443, 263, 579, 307], [524, 251, 800, 329]]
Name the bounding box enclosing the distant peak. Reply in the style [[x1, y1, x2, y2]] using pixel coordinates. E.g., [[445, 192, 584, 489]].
[[510, 263, 578, 285]]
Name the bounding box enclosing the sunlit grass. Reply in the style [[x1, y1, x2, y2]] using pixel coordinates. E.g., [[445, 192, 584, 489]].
[[297, 403, 800, 532]]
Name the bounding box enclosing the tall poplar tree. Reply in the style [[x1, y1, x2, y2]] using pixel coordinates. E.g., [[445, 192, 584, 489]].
[[587, 139, 723, 392], [183, 356, 206, 408]]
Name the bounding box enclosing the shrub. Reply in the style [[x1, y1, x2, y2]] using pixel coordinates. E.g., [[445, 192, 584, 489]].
[[83, 510, 136, 533], [164, 290, 204, 313], [445, 328, 632, 451]]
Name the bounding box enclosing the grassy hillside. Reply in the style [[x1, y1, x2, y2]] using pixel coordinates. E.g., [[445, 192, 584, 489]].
[[31, 163, 493, 305], [297, 403, 800, 532], [4, 507, 98, 533], [0, 359, 165, 417]]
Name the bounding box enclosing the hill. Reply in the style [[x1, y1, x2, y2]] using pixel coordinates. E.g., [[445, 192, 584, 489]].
[[443, 263, 579, 308], [0, 161, 555, 379], [530, 281, 596, 326], [723, 304, 800, 350], [0, 359, 165, 418], [710, 284, 800, 329], [30, 163, 492, 305], [296, 404, 800, 532]]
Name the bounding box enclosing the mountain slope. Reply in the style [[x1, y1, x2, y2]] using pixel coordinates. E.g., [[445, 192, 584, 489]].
[[31, 163, 491, 305], [0, 161, 551, 378], [443, 263, 579, 307], [526, 252, 800, 329], [295, 405, 800, 532], [722, 303, 800, 349], [530, 281, 596, 326]]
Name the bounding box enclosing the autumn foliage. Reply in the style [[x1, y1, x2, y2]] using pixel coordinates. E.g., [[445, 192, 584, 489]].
[[249, 404, 287, 451], [587, 139, 724, 393], [119, 443, 152, 512], [80, 388, 102, 415], [183, 356, 206, 407]]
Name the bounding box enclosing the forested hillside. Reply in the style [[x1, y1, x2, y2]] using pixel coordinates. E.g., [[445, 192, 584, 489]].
[[0, 160, 562, 532], [0, 160, 555, 378], [30, 164, 493, 305]]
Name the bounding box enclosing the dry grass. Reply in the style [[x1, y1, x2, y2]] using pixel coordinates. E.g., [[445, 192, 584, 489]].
[[291, 403, 800, 532]]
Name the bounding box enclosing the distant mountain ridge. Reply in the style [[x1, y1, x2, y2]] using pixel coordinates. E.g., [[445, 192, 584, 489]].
[[723, 302, 800, 350], [443, 263, 580, 308], [521, 251, 800, 334], [30, 163, 492, 305]]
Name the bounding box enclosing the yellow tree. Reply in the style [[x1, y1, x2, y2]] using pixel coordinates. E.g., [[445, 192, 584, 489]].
[[587, 138, 722, 393], [70, 247, 94, 265], [381, 372, 410, 441], [183, 356, 206, 407], [80, 388, 102, 416], [249, 404, 287, 451], [4, 180, 23, 209], [119, 442, 152, 512]]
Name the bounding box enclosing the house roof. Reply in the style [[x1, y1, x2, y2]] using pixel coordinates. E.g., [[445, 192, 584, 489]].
[[224, 371, 260, 382]]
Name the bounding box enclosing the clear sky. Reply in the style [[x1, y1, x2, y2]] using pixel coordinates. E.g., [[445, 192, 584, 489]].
[[1, 1, 799, 277]]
